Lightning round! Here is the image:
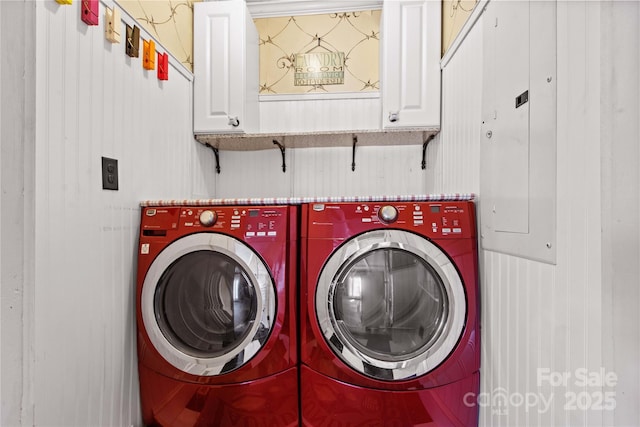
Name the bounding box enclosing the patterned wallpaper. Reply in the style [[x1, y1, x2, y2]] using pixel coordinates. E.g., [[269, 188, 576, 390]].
[[114, 1, 474, 78], [255, 10, 381, 95], [442, 0, 478, 55], [116, 0, 199, 71]]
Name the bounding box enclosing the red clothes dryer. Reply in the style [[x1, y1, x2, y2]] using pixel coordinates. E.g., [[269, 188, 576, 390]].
[[136, 204, 298, 426], [300, 201, 479, 426]]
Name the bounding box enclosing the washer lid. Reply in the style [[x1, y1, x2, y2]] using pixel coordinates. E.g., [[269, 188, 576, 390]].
[[316, 229, 467, 381], [141, 233, 276, 376]]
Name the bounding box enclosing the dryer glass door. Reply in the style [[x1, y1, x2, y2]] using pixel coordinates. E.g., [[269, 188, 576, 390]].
[[141, 233, 276, 376], [316, 230, 466, 381]]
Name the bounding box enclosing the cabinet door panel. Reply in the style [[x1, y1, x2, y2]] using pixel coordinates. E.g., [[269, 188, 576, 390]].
[[194, 2, 256, 133], [382, 0, 440, 129]]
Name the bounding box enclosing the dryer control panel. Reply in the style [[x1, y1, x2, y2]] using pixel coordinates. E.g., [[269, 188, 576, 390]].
[[304, 201, 476, 239]]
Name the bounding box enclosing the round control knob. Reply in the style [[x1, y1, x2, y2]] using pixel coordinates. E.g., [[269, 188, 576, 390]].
[[378, 205, 398, 223], [199, 210, 217, 227]]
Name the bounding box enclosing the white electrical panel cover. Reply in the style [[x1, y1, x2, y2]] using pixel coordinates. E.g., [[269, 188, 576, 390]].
[[480, 1, 557, 264]]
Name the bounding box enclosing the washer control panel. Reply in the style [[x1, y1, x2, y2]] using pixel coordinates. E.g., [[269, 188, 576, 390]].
[[141, 206, 289, 241]]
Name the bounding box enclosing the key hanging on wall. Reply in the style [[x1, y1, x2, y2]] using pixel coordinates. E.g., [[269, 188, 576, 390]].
[[105, 6, 121, 43], [81, 0, 99, 25], [157, 52, 169, 81], [126, 25, 140, 57], [143, 39, 156, 70]]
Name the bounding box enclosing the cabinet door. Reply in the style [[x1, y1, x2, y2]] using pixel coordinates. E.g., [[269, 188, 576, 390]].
[[193, 2, 258, 133], [382, 0, 441, 129]]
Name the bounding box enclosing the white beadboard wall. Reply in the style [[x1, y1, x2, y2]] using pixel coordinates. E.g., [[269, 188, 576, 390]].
[[213, 144, 429, 199], [436, 2, 640, 427], [599, 2, 640, 426], [1, 1, 216, 427], [259, 96, 381, 133]]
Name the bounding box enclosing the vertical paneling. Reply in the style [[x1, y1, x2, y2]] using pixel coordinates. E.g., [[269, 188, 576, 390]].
[[481, 252, 557, 426], [214, 144, 428, 199], [291, 145, 427, 197], [600, 2, 640, 426], [259, 97, 381, 133], [1, 1, 37, 425], [556, 4, 604, 425], [29, 2, 216, 426], [427, 19, 482, 194]]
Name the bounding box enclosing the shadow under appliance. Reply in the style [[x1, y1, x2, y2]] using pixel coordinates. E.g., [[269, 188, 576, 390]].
[[136, 204, 298, 426]]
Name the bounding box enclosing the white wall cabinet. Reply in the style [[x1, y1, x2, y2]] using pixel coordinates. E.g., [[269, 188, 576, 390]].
[[193, 0, 441, 146], [381, 0, 441, 129], [193, 1, 259, 134]]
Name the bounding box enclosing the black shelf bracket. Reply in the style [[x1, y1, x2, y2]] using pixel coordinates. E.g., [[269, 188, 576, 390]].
[[421, 134, 435, 170], [205, 143, 221, 174], [351, 135, 358, 171], [273, 139, 286, 173]]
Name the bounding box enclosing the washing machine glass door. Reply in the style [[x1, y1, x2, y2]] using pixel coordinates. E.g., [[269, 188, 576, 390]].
[[316, 230, 466, 381], [141, 233, 276, 376]]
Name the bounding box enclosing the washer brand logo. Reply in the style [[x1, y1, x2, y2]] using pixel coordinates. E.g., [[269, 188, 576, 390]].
[[312, 204, 325, 211]]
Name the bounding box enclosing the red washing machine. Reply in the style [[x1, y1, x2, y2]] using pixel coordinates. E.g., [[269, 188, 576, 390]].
[[300, 201, 479, 426], [136, 204, 298, 426]]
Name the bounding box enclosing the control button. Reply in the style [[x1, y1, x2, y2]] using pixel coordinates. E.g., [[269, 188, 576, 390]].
[[245, 231, 256, 237], [199, 210, 217, 227], [267, 231, 277, 236], [453, 228, 462, 233], [257, 231, 266, 237], [378, 205, 398, 223], [442, 228, 451, 233], [414, 220, 424, 225]]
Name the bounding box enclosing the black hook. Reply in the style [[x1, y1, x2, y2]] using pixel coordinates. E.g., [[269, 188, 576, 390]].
[[205, 143, 221, 174], [352, 135, 358, 171], [273, 140, 286, 173], [421, 134, 435, 170]]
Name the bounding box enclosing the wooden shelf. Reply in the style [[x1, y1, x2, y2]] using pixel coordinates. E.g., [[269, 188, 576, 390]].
[[194, 128, 440, 151]]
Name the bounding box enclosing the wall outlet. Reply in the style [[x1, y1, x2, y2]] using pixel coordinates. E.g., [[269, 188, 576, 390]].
[[101, 157, 119, 190]]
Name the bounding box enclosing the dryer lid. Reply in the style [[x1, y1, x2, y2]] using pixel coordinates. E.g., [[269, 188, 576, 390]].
[[316, 229, 467, 381], [141, 233, 276, 376]]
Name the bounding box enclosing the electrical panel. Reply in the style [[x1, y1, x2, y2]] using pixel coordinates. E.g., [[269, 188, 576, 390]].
[[480, 1, 557, 264]]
